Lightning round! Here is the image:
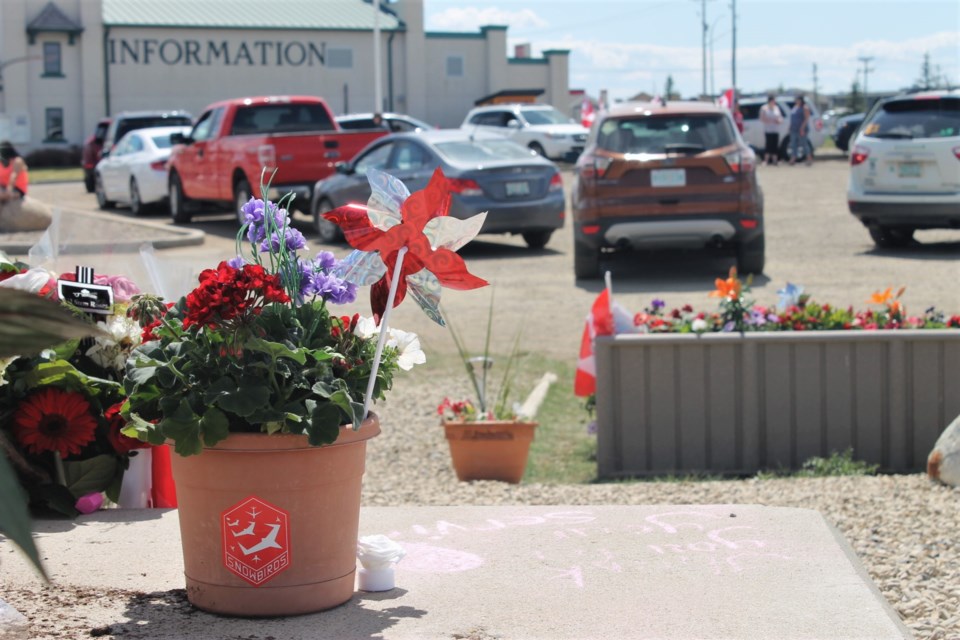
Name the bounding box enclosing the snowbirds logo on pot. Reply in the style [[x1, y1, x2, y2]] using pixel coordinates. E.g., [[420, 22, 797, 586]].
[[120, 168, 488, 616]]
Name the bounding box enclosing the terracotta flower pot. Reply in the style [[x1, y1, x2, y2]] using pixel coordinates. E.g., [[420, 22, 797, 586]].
[[443, 419, 537, 484], [170, 414, 380, 617]]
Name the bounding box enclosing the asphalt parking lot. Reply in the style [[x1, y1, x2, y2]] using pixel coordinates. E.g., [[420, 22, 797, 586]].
[[27, 150, 960, 360]]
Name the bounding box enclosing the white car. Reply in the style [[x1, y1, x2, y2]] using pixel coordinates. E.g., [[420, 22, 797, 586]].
[[461, 103, 589, 161], [94, 125, 191, 215], [847, 89, 960, 248], [738, 96, 827, 160]]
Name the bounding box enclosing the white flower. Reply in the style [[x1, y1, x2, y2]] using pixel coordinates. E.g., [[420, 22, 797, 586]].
[[352, 316, 425, 371], [85, 314, 141, 372], [0, 356, 18, 387], [691, 318, 708, 332]]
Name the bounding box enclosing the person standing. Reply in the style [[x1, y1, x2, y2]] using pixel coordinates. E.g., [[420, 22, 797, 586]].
[[0, 141, 52, 232], [760, 95, 783, 165], [788, 96, 813, 166]]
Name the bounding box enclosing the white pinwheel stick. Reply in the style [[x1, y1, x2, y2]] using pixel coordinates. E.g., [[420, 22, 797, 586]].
[[362, 246, 409, 422]]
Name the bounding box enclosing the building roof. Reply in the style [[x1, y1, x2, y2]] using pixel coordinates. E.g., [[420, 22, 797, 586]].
[[102, 0, 402, 30], [27, 2, 84, 35]]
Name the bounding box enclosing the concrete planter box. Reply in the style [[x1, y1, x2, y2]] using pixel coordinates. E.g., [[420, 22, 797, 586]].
[[595, 330, 960, 478]]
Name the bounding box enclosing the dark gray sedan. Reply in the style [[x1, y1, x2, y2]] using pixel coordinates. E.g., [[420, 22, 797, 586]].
[[310, 129, 565, 249]]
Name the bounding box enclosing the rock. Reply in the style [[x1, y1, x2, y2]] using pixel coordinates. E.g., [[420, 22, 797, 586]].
[[928, 414, 960, 486], [0, 597, 29, 639]]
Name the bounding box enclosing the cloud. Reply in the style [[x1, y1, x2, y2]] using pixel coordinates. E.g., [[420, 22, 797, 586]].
[[428, 7, 548, 31]]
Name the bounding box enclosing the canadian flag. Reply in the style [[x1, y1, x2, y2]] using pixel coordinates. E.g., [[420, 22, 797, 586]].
[[581, 98, 596, 129], [717, 88, 735, 110], [574, 288, 614, 397]]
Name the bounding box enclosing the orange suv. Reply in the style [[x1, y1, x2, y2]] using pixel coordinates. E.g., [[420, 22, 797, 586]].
[[572, 101, 764, 278]]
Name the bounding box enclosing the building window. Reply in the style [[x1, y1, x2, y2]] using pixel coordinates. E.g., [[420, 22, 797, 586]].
[[446, 56, 464, 78], [327, 48, 353, 69], [43, 42, 62, 76], [45, 107, 64, 141]]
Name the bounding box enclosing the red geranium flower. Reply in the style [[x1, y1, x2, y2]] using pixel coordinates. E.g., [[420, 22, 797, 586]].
[[13, 388, 98, 457], [104, 402, 149, 455]]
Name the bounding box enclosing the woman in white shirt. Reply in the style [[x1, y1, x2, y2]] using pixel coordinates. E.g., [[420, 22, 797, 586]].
[[759, 95, 783, 166]]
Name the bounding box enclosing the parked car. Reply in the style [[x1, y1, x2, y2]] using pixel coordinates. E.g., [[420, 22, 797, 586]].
[[101, 110, 194, 156], [738, 96, 826, 160], [311, 129, 565, 248], [832, 112, 865, 153], [94, 126, 192, 215], [460, 103, 589, 161], [166, 96, 388, 224], [847, 89, 960, 248], [81, 117, 112, 193], [572, 100, 764, 278], [336, 112, 435, 133]]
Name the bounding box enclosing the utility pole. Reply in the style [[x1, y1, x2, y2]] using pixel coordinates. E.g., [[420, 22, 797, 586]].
[[731, 0, 737, 106], [701, 0, 708, 99], [858, 56, 874, 108], [812, 63, 819, 108]]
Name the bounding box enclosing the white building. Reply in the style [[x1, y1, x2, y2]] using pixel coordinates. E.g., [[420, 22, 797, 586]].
[[0, 0, 571, 151]]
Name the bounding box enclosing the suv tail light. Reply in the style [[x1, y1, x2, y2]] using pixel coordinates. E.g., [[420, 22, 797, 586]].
[[579, 155, 612, 180], [150, 159, 168, 171], [258, 144, 276, 168], [548, 172, 563, 191], [448, 178, 483, 197], [723, 149, 755, 173], [851, 145, 869, 166]]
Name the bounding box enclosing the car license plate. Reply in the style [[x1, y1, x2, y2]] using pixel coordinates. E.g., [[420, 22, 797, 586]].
[[651, 168, 686, 187], [505, 180, 530, 196], [898, 162, 921, 178]]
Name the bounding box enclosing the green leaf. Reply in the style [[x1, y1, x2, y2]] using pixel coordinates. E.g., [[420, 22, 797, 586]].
[[308, 402, 342, 446], [0, 288, 101, 359], [63, 455, 120, 498], [159, 399, 203, 456], [199, 408, 230, 447], [245, 337, 307, 365], [216, 377, 271, 417], [0, 453, 47, 579], [126, 365, 158, 386], [33, 483, 80, 517]]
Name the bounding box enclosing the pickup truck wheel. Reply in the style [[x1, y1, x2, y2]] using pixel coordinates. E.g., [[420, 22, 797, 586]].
[[314, 198, 343, 243], [95, 174, 115, 209], [129, 178, 145, 216], [234, 178, 252, 226], [169, 173, 192, 224], [522, 230, 552, 249], [736, 234, 766, 275], [529, 142, 546, 157], [574, 239, 600, 279]]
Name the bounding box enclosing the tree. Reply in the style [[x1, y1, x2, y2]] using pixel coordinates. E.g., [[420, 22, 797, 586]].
[[664, 75, 675, 100], [916, 52, 935, 90], [847, 78, 862, 112]]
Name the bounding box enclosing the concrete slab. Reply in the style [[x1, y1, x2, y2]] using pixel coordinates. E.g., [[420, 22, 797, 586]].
[[0, 505, 912, 639]]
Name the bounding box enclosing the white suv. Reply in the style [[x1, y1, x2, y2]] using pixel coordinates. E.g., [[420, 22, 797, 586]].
[[739, 96, 827, 160], [461, 104, 589, 161], [847, 90, 960, 247]]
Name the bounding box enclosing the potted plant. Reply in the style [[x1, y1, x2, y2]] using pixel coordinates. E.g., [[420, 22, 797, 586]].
[[437, 297, 538, 484], [122, 169, 487, 616], [582, 269, 960, 478]]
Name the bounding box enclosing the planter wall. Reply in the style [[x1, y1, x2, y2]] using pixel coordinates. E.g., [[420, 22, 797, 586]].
[[595, 331, 960, 477]]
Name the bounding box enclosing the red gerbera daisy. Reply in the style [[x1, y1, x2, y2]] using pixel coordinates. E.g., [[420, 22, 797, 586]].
[[13, 388, 98, 457]]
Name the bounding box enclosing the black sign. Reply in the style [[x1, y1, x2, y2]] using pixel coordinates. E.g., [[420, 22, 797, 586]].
[[57, 280, 114, 315]]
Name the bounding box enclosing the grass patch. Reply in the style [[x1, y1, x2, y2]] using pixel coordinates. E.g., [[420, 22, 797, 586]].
[[30, 167, 84, 184], [755, 448, 879, 479]]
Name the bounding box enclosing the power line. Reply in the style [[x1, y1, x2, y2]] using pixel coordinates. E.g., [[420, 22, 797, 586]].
[[858, 56, 875, 101]]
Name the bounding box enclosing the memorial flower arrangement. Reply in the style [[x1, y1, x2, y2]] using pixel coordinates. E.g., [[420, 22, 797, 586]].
[[0, 257, 148, 516], [122, 168, 485, 457], [630, 268, 960, 334]]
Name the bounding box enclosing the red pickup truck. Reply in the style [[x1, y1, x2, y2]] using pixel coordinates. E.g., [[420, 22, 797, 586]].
[[167, 96, 387, 224]]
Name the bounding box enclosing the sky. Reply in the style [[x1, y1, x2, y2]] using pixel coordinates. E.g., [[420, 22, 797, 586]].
[[422, 0, 960, 103]]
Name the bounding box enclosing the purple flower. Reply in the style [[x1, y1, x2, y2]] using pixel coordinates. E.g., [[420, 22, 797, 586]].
[[260, 227, 307, 253], [651, 299, 666, 310], [227, 255, 246, 269], [722, 321, 736, 332], [748, 309, 767, 326], [311, 271, 357, 304], [241, 198, 265, 225], [313, 251, 337, 270]]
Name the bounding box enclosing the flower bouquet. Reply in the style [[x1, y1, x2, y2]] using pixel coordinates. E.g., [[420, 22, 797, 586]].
[[120, 168, 488, 616], [0, 257, 148, 517]]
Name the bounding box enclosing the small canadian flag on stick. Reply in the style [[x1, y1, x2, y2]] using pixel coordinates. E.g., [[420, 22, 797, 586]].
[[574, 284, 614, 397], [580, 98, 596, 129]]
